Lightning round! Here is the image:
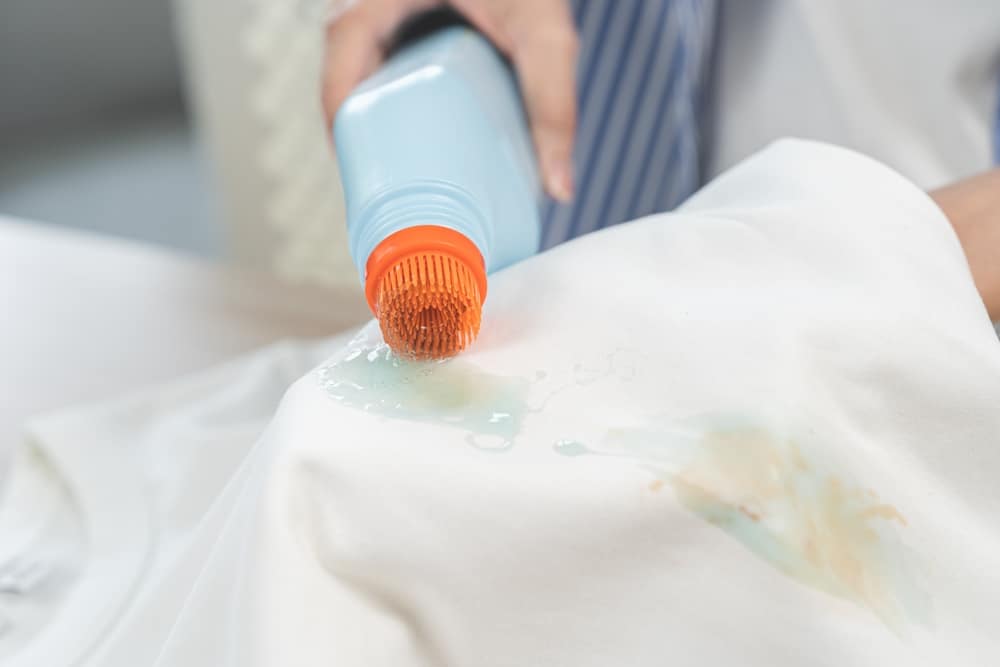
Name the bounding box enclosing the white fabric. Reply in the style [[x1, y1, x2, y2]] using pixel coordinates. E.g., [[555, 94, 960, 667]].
[[0, 216, 369, 488], [710, 0, 1000, 188], [4, 140, 1000, 665], [0, 339, 343, 664]]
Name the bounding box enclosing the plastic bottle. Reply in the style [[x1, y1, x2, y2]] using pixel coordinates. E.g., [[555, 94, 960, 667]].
[[334, 23, 540, 359]]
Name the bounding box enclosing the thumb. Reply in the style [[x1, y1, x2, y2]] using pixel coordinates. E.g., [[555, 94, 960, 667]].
[[322, 7, 387, 130], [322, 1, 440, 129]]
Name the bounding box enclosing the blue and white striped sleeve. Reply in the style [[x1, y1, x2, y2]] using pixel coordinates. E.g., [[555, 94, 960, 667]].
[[541, 0, 718, 249]]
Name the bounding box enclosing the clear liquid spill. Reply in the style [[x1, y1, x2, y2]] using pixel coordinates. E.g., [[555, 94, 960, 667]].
[[554, 418, 929, 631], [317, 333, 637, 450], [318, 343, 531, 450]]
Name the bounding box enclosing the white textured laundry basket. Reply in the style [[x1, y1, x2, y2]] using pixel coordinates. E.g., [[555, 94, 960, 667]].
[[174, 0, 359, 289]]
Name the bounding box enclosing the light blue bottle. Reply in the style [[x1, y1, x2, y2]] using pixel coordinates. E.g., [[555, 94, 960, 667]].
[[334, 25, 541, 294]]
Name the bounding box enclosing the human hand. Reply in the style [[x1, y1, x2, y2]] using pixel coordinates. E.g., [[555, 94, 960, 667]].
[[322, 0, 578, 201], [930, 168, 1000, 321]]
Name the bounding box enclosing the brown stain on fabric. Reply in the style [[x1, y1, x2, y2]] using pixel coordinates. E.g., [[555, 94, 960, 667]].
[[573, 419, 931, 632]]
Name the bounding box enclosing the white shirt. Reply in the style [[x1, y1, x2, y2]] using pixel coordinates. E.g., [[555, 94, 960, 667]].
[[6, 140, 1000, 665]]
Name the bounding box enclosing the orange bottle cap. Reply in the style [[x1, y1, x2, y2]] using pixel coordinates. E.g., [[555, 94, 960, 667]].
[[365, 225, 488, 359]]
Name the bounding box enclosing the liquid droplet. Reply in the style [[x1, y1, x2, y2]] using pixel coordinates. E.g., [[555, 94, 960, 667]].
[[553, 439, 591, 457]]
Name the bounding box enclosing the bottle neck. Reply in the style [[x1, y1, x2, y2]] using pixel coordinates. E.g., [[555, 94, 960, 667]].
[[349, 181, 491, 282]]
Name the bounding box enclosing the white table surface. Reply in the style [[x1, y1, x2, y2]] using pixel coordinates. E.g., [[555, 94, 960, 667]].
[[1, 215, 369, 464]]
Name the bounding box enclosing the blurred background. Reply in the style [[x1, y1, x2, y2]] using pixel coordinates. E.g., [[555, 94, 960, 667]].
[[2, 0, 998, 297], [1, 0, 216, 254], [0, 0, 358, 287]]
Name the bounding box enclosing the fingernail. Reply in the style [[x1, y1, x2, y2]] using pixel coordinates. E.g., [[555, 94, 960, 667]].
[[546, 160, 574, 203]]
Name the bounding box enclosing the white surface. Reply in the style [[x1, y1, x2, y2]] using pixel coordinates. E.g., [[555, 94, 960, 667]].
[[0, 216, 368, 478], [710, 0, 1000, 187], [1, 336, 347, 663], [6, 140, 1000, 665], [0, 216, 366, 653]]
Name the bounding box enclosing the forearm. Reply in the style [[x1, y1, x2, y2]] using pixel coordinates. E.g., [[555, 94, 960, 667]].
[[929, 169, 1000, 321]]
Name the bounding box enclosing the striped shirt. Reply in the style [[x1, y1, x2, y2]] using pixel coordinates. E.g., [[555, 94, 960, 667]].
[[541, 1, 1000, 248], [542, 0, 718, 248]]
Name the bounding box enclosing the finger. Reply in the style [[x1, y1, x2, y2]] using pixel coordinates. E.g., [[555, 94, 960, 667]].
[[322, 1, 439, 129], [322, 7, 386, 130], [508, 8, 579, 202]]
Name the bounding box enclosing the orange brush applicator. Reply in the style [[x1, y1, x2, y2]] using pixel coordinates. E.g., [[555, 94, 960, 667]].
[[365, 226, 488, 360]]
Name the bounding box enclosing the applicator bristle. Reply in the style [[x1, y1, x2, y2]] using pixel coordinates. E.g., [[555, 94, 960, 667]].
[[375, 252, 482, 359]]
